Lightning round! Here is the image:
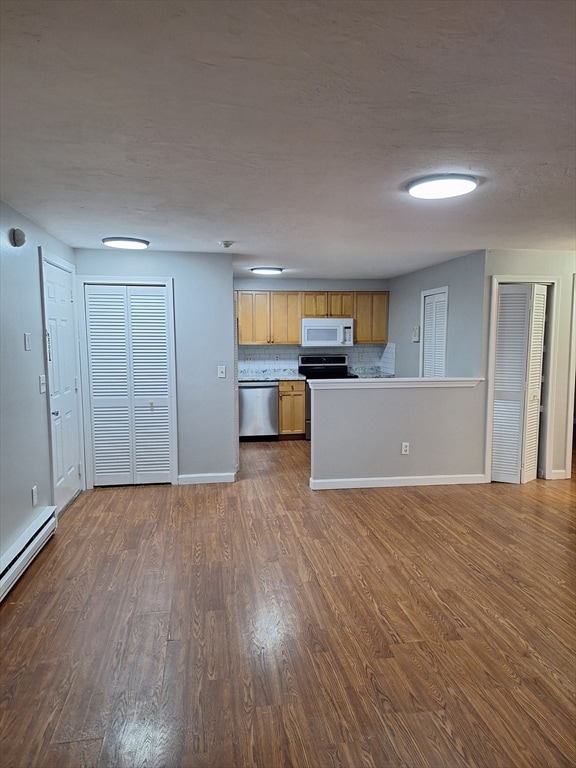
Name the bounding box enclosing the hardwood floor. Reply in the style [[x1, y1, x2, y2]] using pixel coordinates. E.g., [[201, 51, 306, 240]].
[[1, 441, 575, 768]]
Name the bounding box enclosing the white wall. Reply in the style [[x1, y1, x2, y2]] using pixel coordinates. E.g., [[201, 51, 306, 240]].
[[485, 249, 576, 475], [0, 201, 75, 555], [388, 251, 486, 377], [75, 249, 237, 481]]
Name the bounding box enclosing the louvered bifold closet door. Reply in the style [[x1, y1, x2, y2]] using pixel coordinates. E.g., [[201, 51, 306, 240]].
[[129, 286, 173, 484], [521, 284, 547, 483], [85, 285, 133, 485], [491, 284, 546, 484], [85, 283, 175, 486], [423, 291, 447, 377]]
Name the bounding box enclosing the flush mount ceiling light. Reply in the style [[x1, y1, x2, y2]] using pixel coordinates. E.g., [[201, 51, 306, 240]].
[[406, 174, 479, 199], [102, 237, 150, 250], [250, 267, 284, 275]]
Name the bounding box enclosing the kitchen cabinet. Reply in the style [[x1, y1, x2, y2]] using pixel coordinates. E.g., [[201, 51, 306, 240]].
[[237, 289, 389, 345], [270, 292, 302, 344], [237, 291, 270, 344], [302, 292, 354, 318], [237, 291, 301, 344], [278, 380, 306, 434], [354, 291, 389, 343]]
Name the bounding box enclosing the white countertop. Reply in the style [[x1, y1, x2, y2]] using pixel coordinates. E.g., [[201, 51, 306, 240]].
[[238, 368, 304, 382], [308, 377, 484, 389]]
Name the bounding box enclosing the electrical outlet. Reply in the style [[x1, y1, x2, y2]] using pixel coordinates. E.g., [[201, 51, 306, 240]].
[[245, 355, 253, 362], [401, 442, 410, 455], [275, 355, 280, 362], [32, 485, 38, 506]]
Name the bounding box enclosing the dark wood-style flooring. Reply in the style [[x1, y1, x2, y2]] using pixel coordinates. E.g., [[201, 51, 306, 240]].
[[1, 441, 575, 767]]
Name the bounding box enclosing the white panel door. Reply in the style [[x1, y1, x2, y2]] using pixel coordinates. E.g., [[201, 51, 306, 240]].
[[84, 283, 176, 486], [43, 258, 83, 512], [491, 284, 547, 484]]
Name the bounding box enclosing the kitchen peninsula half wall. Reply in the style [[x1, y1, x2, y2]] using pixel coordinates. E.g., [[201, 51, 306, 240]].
[[309, 377, 485, 490]]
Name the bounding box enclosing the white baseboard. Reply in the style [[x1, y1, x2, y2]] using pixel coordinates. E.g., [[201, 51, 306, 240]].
[[309, 474, 488, 490], [178, 472, 236, 485]]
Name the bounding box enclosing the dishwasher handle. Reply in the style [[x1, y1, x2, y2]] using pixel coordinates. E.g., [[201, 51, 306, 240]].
[[239, 381, 279, 388]]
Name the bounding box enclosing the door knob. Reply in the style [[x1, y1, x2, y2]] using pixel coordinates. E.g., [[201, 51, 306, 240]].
[[51, 410, 59, 416]]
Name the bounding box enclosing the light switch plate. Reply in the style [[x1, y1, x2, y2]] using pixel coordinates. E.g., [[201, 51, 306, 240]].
[[217, 365, 226, 378], [24, 332, 31, 351], [39, 374, 46, 393]]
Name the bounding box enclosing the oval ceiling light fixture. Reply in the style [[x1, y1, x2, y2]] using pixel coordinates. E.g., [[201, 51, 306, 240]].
[[102, 237, 150, 250], [406, 174, 479, 200], [250, 267, 284, 275]]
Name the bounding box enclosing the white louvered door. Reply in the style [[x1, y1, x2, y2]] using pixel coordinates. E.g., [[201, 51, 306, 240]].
[[85, 283, 176, 486], [421, 287, 448, 377], [130, 286, 173, 484], [491, 284, 547, 484], [520, 285, 547, 482]]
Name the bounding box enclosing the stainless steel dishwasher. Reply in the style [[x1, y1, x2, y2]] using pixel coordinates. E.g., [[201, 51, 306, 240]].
[[239, 381, 279, 437]]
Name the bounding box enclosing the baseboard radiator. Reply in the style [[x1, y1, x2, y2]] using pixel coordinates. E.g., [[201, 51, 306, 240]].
[[0, 506, 57, 602]]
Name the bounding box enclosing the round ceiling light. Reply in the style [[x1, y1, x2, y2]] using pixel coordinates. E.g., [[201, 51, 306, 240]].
[[102, 237, 150, 250], [406, 174, 479, 199], [250, 267, 284, 275]]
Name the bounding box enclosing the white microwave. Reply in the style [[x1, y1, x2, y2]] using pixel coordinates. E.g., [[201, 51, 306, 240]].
[[301, 317, 354, 347]]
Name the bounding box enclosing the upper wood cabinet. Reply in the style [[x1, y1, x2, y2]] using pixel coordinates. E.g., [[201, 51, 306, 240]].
[[354, 291, 389, 344], [237, 291, 301, 344], [237, 289, 389, 345], [237, 291, 270, 344], [270, 292, 301, 344], [302, 291, 354, 317]]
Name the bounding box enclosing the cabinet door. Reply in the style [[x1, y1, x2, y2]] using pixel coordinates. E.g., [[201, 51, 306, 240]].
[[354, 292, 389, 343], [370, 291, 389, 343], [278, 381, 306, 434], [270, 292, 301, 344], [328, 292, 354, 317], [237, 291, 270, 344], [302, 292, 328, 317]]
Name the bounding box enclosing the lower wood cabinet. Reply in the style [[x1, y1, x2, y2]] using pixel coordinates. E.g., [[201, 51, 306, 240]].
[[278, 380, 306, 435]]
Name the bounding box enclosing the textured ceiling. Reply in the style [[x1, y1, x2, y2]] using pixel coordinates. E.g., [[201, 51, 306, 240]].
[[1, 0, 574, 278]]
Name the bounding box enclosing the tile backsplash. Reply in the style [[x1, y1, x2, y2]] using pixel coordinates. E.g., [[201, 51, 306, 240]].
[[238, 344, 395, 378]]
